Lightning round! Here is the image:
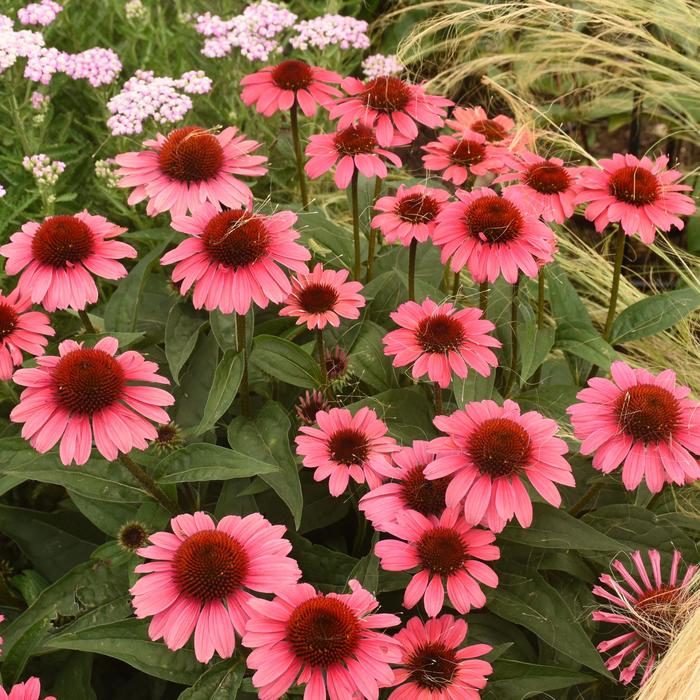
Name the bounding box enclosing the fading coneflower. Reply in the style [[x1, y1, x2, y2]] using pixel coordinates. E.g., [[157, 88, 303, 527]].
[[295, 389, 331, 426]]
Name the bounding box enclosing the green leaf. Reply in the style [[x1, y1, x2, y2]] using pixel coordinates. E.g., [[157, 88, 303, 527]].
[[191, 350, 244, 435], [348, 544, 379, 593], [610, 287, 700, 344], [210, 310, 238, 351], [296, 209, 358, 267], [555, 320, 616, 368], [288, 532, 357, 591], [178, 659, 245, 699], [51, 652, 97, 700], [251, 335, 322, 388], [485, 660, 595, 700], [166, 303, 208, 383], [453, 371, 496, 406], [519, 316, 555, 381], [348, 320, 396, 391], [174, 333, 219, 429]]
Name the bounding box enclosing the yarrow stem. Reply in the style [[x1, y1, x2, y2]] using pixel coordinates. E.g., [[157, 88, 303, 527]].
[[78, 309, 97, 334], [289, 102, 309, 210], [236, 313, 252, 418], [366, 176, 382, 282], [407, 239, 417, 301], [119, 453, 180, 515], [351, 171, 361, 280]]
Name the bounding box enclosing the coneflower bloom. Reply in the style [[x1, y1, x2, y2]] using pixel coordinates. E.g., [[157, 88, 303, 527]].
[[295, 406, 399, 496], [421, 133, 507, 186], [240, 59, 341, 117], [426, 399, 574, 532], [11, 337, 174, 466], [383, 298, 500, 389], [446, 106, 516, 145], [359, 440, 450, 530], [115, 126, 268, 217], [295, 389, 331, 426], [390, 615, 493, 700], [132, 511, 301, 664], [593, 550, 698, 685], [305, 124, 402, 189], [0, 212, 136, 312], [161, 202, 310, 315], [433, 187, 556, 283], [494, 150, 580, 224], [0, 288, 54, 380], [371, 184, 450, 245], [574, 153, 696, 244], [567, 361, 700, 493], [375, 507, 499, 617], [330, 75, 452, 147], [243, 580, 401, 700], [0, 678, 55, 700], [279, 263, 365, 329]]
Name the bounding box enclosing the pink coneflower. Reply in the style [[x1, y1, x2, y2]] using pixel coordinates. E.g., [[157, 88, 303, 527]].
[[0, 678, 55, 700], [592, 550, 698, 685], [132, 511, 301, 663], [359, 440, 450, 529], [446, 106, 516, 145], [243, 580, 401, 700], [330, 75, 452, 146], [0, 288, 54, 380], [426, 399, 574, 532], [421, 133, 507, 186], [240, 59, 341, 116], [279, 263, 365, 329], [494, 150, 580, 224], [0, 212, 136, 312], [371, 184, 450, 245], [433, 187, 556, 283], [567, 361, 700, 493], [295, 406, 399, 496], [295, 389, 331, 426], [574, 154, 696, 243], [375, 507, 499, 616], [383, 298, 500, 389], [390, 615, 493, 699], [305, 124, 402, 189], [161, 202, 310, 315], [10, 337, 174, 466], [115, 126, 268, 217]]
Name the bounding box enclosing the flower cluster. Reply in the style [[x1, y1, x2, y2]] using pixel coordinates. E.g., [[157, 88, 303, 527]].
[[290, 14, 370, 51], [22, 154, 65, 187], [124, 0, 146, 22], [17, 0, 62, 27], [0, 15, 45, 75], [361, 52, 404, 80], [62, 46, 122, 87], [94, 158, 120, 187]]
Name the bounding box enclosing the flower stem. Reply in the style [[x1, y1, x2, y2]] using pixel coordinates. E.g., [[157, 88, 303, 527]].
[[351, 171, 361, 280], [236, 313, 251, 418], [451, 270, 461, 298], [433, 382, 444, 415], [289, 102, 309, 210], [351, 500, 369, 558], [119, 453, 180, 515], [316, 328, 327, 390], [78, 309, 97, 334], [532, 268, 546, 386], [603, 227, 626, 342], [479, 281, 489, 313], [366, 176, 382, 283], [504, 275, 520, 397], [407, 239, 417, 301], [568, 482, 603, 517]]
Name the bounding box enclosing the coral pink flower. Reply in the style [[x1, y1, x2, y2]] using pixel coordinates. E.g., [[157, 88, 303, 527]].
[[421, 132, 507, 186], [567, 361, 700, 493], [426, 399, 574, 532], [390, 615, 493, 700], [433, 187, 556, 283], [161, 201, 310, 315], [0, 212, 136, 312], [375, 507, 499, 616], [330, 75, 452, 147], [243, 580, 401, 700], [0, 678, 55, 700], [132, 511, 301, 664], [0, 289, 54, 380], [494, 150, 580, 224], [359, 440, 450, 529], [592, 550, 698, 685], [10, 337, 174, 466], [371, 184, 450, 245], [446, 106, 516, 145], [279, 263, 365, 329], [383, 298, 500, 389], [305, 124, 402, 189], [115, 126, 268, 217], [240, 59, 341, 117], [295, 406, 399, 496], [574, 153, 696, 243]]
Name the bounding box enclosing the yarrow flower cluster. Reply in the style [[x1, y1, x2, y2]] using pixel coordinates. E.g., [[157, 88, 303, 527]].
[[22, 154, 65, 187], [290, 14, 370, 51], [94, 158, 120, 187], [124, 0, 147, 22], [17, 0, 62, 27], [361, 53, 404, 80], [0, 16, 45, 76], [62, 47, 122, 87], [30, 90, 49, 110]]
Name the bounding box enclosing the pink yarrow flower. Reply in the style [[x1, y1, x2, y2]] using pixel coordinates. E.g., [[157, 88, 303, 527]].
[[372, 184, 450, 245], [574, 153, 696, 243], [494, 150, 580, 224], [593, 550, 698, 685], [390, 615, 493, 700], [330, 75, 452, 147], [279, 263, 365, 329], [446, 105, 516, 145], [567, 361, 700, 493], [0, 212, 135, 312], [426, 399, 574, 532], [10, 337, 174, 466], [305, 124, 402, 189], [375, 507, 499, 616], [295, 406, 399, 496], [243, 580, 401, 700], [131, 511, 301, 663], [115, 125, 267, 217], [433, 187, 556, 283], [241, 59, 341, 116], [383, 298, 500, 389], [161, 202, 310, 315], [0, 678, 55, 700]]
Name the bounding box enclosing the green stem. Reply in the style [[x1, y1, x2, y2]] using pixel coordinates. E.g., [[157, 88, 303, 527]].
[[236, 313, 251, 418], [9, 91, 31, 155], [603, 227, 627, 342], [351, 171, 361, 280], [433, 382, 444, 415], [479, 281, 489, 313], [408, 239, 417, 301], [78, 309, 97, 334], [451, 270, 461, 298], [366, 177, 382, 283], [568, 482, 603, 517], [119, 454, 180, 515], [352, 503, 369, 558], [316, 328, 327, 391], [289, 102, 309, 209], [532, 269, 546, 385], [504, 275, 520, 397]]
